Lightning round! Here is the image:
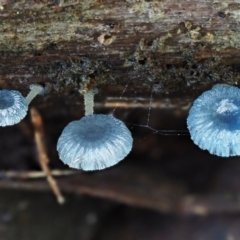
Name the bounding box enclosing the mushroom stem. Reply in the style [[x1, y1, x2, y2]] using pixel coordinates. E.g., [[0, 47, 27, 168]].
[[25, 84, 44, 105], [83, 89, 98, 116]]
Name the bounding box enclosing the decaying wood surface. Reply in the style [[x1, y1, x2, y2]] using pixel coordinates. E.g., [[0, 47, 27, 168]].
[[0, 0, 240, 96]]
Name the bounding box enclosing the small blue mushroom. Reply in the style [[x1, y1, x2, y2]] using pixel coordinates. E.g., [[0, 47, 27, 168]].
[[187, 85, 240, 157], [57, 88, 133, 171], [0, 84, 44, 127], [57, 114, 133, 171], [0, 90, 27, 126]]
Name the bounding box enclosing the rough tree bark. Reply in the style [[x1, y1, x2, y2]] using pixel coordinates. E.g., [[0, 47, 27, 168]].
[[0, 0, 239, 100]]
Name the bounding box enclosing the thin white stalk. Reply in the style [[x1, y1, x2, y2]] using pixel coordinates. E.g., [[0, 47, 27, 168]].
[[83, 89, 98, 116], [26, 84, 44, 105]]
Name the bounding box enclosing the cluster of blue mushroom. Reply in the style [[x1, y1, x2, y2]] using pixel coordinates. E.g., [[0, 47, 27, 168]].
[[0, 86, 133, 171], [187, 85, 240, 157], [1, 84, 240, 172]]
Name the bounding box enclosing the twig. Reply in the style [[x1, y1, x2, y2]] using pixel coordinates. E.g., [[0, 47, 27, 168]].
[[96, 101, 174, 109], [30, 107, 65, 204], [94, 99, 190, 109], [0, 170, 78, 179]]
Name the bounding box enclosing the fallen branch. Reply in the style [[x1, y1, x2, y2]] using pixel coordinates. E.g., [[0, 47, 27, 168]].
[[0, 170, 78, 179], [30, 107, 66, 205]]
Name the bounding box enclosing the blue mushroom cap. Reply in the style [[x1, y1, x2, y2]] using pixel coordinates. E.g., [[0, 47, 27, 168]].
[[57, 114, 133, 171], [0, 90, 27, 126], [187, 85, 240, 157]]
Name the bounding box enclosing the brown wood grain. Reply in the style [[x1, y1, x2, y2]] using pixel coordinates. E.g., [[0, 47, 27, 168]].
[[0, 0, 239, 96]]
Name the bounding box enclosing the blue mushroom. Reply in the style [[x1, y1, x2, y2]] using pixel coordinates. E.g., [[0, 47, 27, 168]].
[[187, 85, 240, 157], [0, 90, 27, 127], [57, 89, 133, 171], [0, 84, 44, 127], [57, 114, 133, 171]]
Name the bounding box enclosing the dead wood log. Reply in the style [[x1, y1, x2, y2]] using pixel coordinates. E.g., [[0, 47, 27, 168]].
[[0, 0, 239, 98]]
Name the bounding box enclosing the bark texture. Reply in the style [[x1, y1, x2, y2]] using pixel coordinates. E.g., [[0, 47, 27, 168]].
[[0, 0, 240, 98]]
